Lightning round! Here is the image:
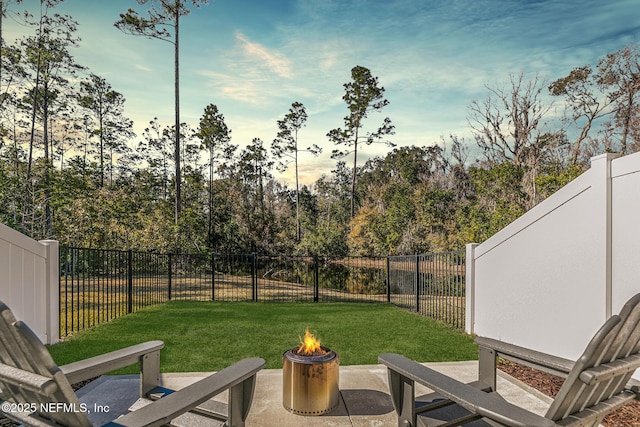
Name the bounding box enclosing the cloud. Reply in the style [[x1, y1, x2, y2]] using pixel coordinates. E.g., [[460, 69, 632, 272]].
[[221, 82, 263, 105], [235, 32, 293, 79], [134, 64, 153, 72], [194, 33, 300, 105], [198, 70, 279, 105]]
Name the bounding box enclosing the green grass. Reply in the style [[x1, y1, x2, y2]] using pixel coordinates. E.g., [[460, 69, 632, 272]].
[[48, 301, 477, 373]]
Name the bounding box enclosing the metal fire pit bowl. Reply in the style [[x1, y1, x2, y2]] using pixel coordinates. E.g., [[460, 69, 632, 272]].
[[282, 346, 340, 415]]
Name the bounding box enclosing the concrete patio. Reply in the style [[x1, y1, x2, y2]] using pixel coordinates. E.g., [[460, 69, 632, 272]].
[[76, 360, 554, 426]]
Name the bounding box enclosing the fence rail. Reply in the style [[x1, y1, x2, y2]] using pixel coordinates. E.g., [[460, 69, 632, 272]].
[[59, 247, 465, 338]]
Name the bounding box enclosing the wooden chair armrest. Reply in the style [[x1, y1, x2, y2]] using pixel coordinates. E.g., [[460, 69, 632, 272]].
[[60, 340, 165, 384], [379, 353, 556, 427], [476, 337, 574, 377], [105, 357, 265, 427]]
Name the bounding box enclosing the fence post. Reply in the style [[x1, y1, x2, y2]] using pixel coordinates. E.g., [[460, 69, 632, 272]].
[[167, 252, 173, 301], [415, 254, 420, 313], [211, 253, 215, 301], [314, 255, 319, 303], [386, 256, 391, 303], [40, 240, 59, 345], [127, 249, 133, 313], [251, 253, 257, 301], [589, 153, 619, 318], [465, 243, 478, 334]]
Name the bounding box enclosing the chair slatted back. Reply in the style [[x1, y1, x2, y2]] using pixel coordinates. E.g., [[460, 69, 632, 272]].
[[0, 302, 92, 427], [546, 293, 640, 424]]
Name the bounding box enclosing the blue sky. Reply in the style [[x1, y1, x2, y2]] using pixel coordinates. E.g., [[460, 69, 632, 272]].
[[4, 0, 640, 185]]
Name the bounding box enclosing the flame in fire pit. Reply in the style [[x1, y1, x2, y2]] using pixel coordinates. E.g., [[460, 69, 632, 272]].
[[297, 328, 327, 356]]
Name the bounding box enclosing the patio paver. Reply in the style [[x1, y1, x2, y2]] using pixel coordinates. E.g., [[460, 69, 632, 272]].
[[76, 361, 554, 426]]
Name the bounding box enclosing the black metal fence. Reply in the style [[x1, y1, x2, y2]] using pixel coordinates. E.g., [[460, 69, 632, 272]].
[[59, 247, 466, 338], [387, 252, 466, 329]]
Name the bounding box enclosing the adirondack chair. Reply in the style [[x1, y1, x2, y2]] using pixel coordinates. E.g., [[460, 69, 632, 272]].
[[379, 292, 640, 427], [0, 301, 265, 427]]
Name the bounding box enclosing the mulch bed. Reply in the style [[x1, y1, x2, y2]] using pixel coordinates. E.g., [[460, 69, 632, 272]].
[[498, 359, 640, 427]]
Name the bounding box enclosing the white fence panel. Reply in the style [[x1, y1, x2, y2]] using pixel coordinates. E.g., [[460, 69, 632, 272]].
[[611, 154, 640, 316], [467, 152, 640, 365], [0, 222, 59, 344]]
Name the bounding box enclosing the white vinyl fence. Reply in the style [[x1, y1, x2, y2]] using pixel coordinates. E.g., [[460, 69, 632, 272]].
[[466, 152, 640, 367], [0, 222, 59, 344]]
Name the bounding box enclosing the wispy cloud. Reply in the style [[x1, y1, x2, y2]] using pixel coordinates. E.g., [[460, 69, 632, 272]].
[[194, 33, 299, 105], [195, 70, 257, 104], [134, 64, 153, 72], [235, 32, 293, 79], [198, 69, 293, 106]]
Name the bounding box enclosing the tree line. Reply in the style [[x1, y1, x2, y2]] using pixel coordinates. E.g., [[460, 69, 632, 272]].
[[1, 1, 639, 255]]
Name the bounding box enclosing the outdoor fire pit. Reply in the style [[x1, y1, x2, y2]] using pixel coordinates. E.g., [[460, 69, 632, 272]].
[[282, 329, 340, 415]]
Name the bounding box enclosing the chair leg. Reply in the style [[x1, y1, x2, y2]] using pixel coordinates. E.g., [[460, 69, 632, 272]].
[[388, 368, 416, 427], [478, 345, 497, 392], [228, 374, 257, 427], [140, 350, 161, 397]]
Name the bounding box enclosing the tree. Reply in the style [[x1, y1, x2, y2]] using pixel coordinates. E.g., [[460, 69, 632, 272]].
[[297, 161, 351, 255], [20, 3, 81, 237], [351, 145, 455, 254], [137, 117, 172, 200], [237, 138, 273, 249], [461, 162, 527, 241], [196, 103, 234, 249], [550, 44, 640, 159], [272, 101, 320, 242], [151, 120, 202, 227], [328, 65, 395, 218], [470, 73, 553, 166], [441, 134, 472, 201], [548, 66, 613, 163], [468, 73, 558, 208], [115, 0, 209, 225], [0, 44, 23, 153], [52, 107, 83, 170], [0, 0, 24, 112], [78, 73, 134, 187], [597, 44, 640, 154]]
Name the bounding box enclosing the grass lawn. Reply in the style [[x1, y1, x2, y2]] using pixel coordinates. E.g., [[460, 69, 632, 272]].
[[48, 301, 477, 373]]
